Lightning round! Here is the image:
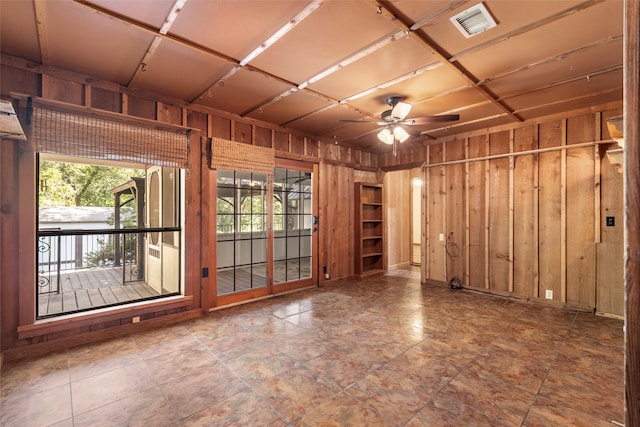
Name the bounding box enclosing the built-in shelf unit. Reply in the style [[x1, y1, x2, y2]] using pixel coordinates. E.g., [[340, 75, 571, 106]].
[[354, 182, 385, 279]]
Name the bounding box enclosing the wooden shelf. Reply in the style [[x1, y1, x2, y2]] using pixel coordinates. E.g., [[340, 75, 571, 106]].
[[354, 183, 384, 280]]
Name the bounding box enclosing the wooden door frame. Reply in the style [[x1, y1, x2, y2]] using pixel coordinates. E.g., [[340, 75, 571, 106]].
[[625, 1, 640, 424], [208, 159, 319, 308], [410, 171, 422, 266]]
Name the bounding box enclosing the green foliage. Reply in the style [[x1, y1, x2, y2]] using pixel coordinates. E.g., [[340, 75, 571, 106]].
[[39, 160, 144, 207], [84, 234, 138, 267], [216, 192, 276, 234], [84, 236, 115, 267]]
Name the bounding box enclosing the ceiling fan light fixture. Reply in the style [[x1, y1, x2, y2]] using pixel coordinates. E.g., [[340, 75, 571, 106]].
[[393, 126, 410, 143], [377, 128, 394, 145]]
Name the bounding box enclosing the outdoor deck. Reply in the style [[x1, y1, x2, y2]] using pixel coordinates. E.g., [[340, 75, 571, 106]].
[[217, 258, 311, 295], [38, 267, 158, 317]]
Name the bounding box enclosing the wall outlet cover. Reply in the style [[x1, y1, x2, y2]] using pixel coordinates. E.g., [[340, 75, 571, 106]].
[[439, 233, 445, 241], [545, 290, 553, 300]]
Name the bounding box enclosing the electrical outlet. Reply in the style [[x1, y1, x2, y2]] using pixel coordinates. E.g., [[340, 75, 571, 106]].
[[439, 233, 445, 241], [545, 290, 553, 300]]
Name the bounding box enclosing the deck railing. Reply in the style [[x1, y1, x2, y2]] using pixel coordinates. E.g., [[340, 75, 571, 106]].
[[37, 229, 145, 294]]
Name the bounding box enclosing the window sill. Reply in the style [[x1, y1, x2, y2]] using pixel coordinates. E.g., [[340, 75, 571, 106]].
[[17, 295, 193, 340]]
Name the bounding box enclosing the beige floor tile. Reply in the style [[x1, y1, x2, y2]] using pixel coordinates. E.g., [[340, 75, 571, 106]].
[[0, 351, 69, 401], [534, 382, 624, 424], [253, 365, 339, 423], [1, 383, 72, 427], [437, 370, 536, 426], [182, 389, 287, 427], [226, 347, 301, 384], [406, 395, 509, 427], [142, 341, 220, 385], [160, 362, 247, 418], [463, 346, 549, 395], [0, 268, 625, 426], [70, 361, 155, 415], [67, 336, 141, 381], [347, 366, 438, 425], [304, 344, 383, 389], [523, 400, 616, 427], [72, 386, 180, 427], [296, 392, 392, 427]]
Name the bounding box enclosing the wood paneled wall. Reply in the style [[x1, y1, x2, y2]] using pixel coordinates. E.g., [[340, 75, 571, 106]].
[[384, 170, 411, 269], [0, 55, 627, 361], [0, 60, 376, 358], [319, 164, 355, 281], [407, 106, 624, 315]]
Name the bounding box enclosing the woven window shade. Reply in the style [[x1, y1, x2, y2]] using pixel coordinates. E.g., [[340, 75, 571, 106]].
[[210, 137, 274, 174], [32, 107, 190, 168]]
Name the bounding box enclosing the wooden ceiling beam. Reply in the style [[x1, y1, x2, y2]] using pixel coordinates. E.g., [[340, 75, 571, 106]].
[[499, 65, 623, 102], [280, 104, 339, 128], [423, 85, 622, 137], [128, 0, 189, 86], [375, 0, 522, 123], [288, 0, 614, 132], [511, 86, 623, 115], [71, 0, 324, 112], [421, 113, 510, 136], [244, 1, 474, 125], [193, 0, 325, 104], [242, 29, 408, 119], [128, 36, 164, 87], [448, 0, 605, 63], [33, 0, 50, 65], [70, 0, 238, 67], [409, 0, 469, 31], [478, 35, 623, 86]]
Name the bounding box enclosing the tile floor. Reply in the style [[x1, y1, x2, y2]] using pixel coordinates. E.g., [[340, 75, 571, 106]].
[[1, 268, 625, 426]]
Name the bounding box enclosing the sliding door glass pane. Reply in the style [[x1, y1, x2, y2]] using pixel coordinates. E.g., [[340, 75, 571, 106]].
[[273, 168, 312, 284], [216, 169, 268, 295]]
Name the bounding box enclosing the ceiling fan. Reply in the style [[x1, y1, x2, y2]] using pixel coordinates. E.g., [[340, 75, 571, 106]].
[[340, 96, 460, 155]]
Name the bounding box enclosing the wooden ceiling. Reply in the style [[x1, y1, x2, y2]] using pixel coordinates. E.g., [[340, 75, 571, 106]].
[[1, 0, 623, 153]]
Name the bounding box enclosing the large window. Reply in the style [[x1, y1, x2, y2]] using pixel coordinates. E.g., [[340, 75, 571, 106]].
[[36, 158, 182, 319]]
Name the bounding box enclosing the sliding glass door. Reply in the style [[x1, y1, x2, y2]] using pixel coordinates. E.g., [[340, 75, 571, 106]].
[[216, 170, 269, 296], [214, 162, 317, 306]]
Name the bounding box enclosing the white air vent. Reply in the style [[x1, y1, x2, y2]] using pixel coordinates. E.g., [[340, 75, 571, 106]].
[[450, 3, 497, 38]]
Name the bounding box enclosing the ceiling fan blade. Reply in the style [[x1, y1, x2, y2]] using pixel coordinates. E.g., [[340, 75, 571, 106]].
[[402, 114, 460, 125], [391, 101, 412, 120], [337, 118, 378, 123]]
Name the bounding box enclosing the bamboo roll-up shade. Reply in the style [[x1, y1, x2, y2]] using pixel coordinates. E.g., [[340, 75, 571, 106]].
[[210, 137, 274, 174], [33, 107, 189, 168]]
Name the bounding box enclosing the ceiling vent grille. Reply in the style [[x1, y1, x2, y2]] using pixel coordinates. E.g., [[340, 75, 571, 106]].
[[450, 3, 497, 38]]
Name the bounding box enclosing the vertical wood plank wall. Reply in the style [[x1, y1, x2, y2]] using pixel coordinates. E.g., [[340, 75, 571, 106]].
[[0, 62, 378, 356], [414, 106, 624, 314], [0, 57, 628, 359], [320, 164, 355, 281], [384, 170, 411, 269]]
